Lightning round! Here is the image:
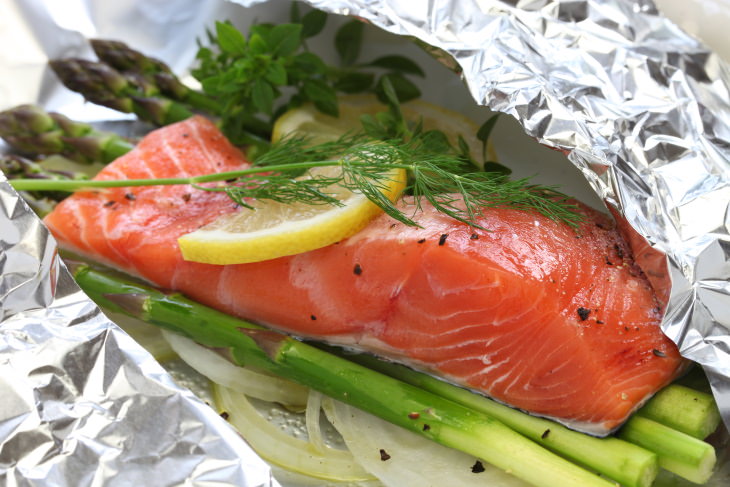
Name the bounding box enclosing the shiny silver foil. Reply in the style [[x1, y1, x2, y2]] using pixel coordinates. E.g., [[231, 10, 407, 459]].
[[268, 0, 730, 428], [0, 176, 279, 485], [2, 0, 730, 485], [0, 1, 282, 486]]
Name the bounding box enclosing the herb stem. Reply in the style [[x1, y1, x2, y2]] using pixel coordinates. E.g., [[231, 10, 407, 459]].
[[8, 159, 408, 193]]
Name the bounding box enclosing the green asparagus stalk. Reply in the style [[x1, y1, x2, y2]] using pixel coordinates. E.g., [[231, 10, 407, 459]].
[[90, 39, 221, 114], [71, 263, 620, 487], [345, 352, 722, 486], [343, 353, 658, 487], [49, 59, 195, 126], [618, 416, 716, 484], [0, 104, 134, 164], [636, 384, 720, 439]]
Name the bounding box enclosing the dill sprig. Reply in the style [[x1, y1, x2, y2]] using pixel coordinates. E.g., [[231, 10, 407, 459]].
[[203, 79, 583, 229], [9, 71, 583, 229], [232, 134, 582, 229], [10, 109, 583, 230]]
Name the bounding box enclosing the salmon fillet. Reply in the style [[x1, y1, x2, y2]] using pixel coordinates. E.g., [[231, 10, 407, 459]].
[[44, 116, 685, 435]]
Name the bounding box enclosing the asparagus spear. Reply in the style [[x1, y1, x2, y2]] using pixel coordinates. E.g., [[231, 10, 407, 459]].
[[636, 384, 720, 440], [0, 104, 134, 164], [345, 352, 720, 486], [71, 263, 619, 487], [618, 416, 716, 484], [344, 353, 658, 487], [49, 59, 194, 126], [89, 39, 221, 114]]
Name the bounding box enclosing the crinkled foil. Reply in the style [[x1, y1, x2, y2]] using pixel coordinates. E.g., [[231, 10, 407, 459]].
[[2, 0, 730, 484], [277, 0, 730, 428], [0, 2, 282, 486], [0, 177, 279, 486]]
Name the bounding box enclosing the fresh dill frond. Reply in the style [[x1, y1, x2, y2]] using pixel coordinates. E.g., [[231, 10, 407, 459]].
[[211, 131, 583, 229], [203, 172, 343, 210], [252, 132, 367, 169]]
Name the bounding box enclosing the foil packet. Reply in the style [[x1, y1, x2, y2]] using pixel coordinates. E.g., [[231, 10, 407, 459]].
[[274, 0, 730, 425], [1, 0, 730, 485]]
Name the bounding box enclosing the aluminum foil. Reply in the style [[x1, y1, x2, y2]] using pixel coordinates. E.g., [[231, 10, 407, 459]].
[[0, 2, 281, 485], [2, 0, 730, 485], [0, 182, 281, 486], [264, 0, 730, 428]]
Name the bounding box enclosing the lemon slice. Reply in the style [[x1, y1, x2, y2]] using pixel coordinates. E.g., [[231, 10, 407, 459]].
[[272, 94, 497, 165], [178, 165, 406, 265]]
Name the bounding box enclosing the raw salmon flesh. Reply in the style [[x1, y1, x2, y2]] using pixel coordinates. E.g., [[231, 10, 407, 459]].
[[44, 116, 685, 435]]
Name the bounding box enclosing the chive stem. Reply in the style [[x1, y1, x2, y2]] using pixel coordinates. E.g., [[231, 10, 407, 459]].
[[8, 159, 411, 192]]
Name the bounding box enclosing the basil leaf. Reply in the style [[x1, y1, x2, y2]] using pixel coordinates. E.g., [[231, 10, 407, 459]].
[[269, 24, 303, 57], [252, 78, 275, 114], [216, 21, 247, 56], [368, 55, 424, 76], [335, 20, 364, 66], [376, 73, 420, 103], [301, 9, 327, 38], [248, 33, 269, 55], [304, 79, 339, 117], [476, 114, 500, 163], [265, 61, 288, 86], [291, 52, 328, 78], [334, 72, 374, 93]]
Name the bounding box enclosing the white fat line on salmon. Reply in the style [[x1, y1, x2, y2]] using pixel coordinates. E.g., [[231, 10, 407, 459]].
[[408, 337, 503, 356], [161, 134, 187, 175], [216, 264, 242, 313], [99, 200, 135, 267], [68, 199, 98, 255], [188, 118, 227, 175], [405, 324, 504, 341]]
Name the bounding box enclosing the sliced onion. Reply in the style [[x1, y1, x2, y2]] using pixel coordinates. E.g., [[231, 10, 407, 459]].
[[305, 390, 326, 453], [323, 398, 530, 487], [214, 384, 376, 483], [162, 330, 308, 406]]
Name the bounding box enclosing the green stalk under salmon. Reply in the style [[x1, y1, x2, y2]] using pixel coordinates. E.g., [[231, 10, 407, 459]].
[[71, 262, 619, 487]]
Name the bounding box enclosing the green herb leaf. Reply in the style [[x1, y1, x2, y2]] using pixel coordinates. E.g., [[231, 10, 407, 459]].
[[334, 71, 375, 93], [482, 161, 512, 175], [376, 73, 421, 103], [368, 55, 425, 76], [301, 9, 328, 38], [335, 20, 364, 66], [248, 33, 269, 55], [290, 52, 328, 79], [252, 78, 275, 114], [216, 21, 247, 56], [269, 24, 303, 57], [303, 79, 339, 117], [378, 75, 400, 107], [477, 114, 500, 163], [265, 61, 288, 86]]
